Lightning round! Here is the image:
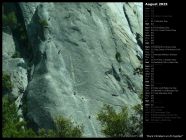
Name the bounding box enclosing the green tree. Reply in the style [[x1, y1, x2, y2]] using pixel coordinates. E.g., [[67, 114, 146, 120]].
[[37, 116, 84, 138], [2, 96, 36, 138], [129, 92, 143, 136], [38, 128, 56, 138], [129, 103, 143, 136], [54, 116, 84, 137], [3, 96, 84, 138], [2, 72, 83, 138], [2, 73, 13, 93], [97, 104, 143, 137], [3, 11, 17, 29], [97, 105, 130, 137]]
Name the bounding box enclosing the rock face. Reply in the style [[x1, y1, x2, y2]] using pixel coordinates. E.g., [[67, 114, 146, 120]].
[[3, 2, 143, 137], [2, 30, 28, 108]]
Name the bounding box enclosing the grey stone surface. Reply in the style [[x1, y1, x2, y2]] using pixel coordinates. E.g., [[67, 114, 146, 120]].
[[2, 32, 28, 114], [3, 2, 143, 137], [2, 32, 15, 59]]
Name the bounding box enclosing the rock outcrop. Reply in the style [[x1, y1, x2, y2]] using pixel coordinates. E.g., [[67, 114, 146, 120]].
[[2, 2, 143, 137]]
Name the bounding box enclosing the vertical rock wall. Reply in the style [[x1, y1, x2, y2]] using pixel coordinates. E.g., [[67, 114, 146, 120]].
[[3, 2, 143, 137]]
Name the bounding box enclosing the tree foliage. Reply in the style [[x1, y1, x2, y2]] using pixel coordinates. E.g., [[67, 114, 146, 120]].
[[54, 116, 84, 137], [37, 116, 84, 138], [97, 104, 143, 137], [2, 73, 13, 93], [2, 96, 36, 138], [2, 95, 84, 138], [3, 11, 17, 28]]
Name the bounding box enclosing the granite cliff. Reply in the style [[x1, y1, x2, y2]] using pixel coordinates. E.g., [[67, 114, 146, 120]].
[[2, 2, 143, 137]]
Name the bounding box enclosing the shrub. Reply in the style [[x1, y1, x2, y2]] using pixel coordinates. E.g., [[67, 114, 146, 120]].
[[3, 83, 83, 138], [12, 51, 21, 58], [54, 116, 84, 137], [2, 96, 37, 138], [36, 116, 84, 138], [3, 95, 84, 138], [38, 19, 48, 27], [97, 104, 143, 137], [2, 73, 13, 93], [97, 105, 130, 137], [38, 128, 56, 138], [3, 11, 17, 29], [3, 100, 84, 138], [130, 103, 143, 136], [37, 116, 84, 138]]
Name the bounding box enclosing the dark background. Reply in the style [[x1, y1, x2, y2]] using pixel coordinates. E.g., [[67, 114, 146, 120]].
[[144, 1, 185, 138]]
